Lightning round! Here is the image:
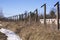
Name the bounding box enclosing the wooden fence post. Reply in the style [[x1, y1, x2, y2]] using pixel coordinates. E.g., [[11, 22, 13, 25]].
[[41, 4, 46, 25], [54, 2, 59, 30]]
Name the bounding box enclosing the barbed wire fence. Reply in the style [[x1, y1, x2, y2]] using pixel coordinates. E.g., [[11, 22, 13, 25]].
[[0, 2, 59, 30]]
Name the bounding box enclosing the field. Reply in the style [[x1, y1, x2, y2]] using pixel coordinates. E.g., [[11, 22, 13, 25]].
[[0, 32, 7, 40], [0, 21, 60, 40]]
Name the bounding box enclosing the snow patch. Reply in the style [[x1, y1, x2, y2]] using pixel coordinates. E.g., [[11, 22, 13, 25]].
[[0, 28, 22, 40]]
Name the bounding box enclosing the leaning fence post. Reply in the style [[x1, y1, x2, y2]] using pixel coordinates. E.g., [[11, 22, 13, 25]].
[[54, 2, 59, 30], [41, 4, 46, 25]]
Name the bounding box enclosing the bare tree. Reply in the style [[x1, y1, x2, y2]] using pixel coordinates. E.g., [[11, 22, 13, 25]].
[[49, 9, 56, 18]]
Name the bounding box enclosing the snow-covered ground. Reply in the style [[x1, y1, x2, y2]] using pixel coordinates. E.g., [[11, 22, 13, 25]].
[[0, 28, 22, 40]]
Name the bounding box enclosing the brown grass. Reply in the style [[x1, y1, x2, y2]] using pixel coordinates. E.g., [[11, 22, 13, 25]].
[[0, 32, 7, 40], [0, 21, 60, 40]]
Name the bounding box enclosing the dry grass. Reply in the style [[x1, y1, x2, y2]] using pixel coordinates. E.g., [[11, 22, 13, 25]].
[[0, 21, 60, 40], [0, 32, 7, 40]]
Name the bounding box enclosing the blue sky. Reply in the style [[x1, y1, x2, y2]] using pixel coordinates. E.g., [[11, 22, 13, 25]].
[[0, 0, 60, 17]]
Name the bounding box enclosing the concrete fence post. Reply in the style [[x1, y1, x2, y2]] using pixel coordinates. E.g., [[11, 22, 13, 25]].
[[41, 4, 46, 25], [21, 14, 23, 21], [16, 15, 18, 21], [19, 14, 21, 21], [54, 2, 59, 30], [35, 9, 38, 22], [28, 12, 31, 25], [14, 16, 16, 21], [25, 12, 27, 23]]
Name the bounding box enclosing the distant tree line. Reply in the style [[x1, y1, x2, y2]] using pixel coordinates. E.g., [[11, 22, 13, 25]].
[[29, 8, 56, 19], [39, 4, 60, 19], [0, 9, 4, 18]]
